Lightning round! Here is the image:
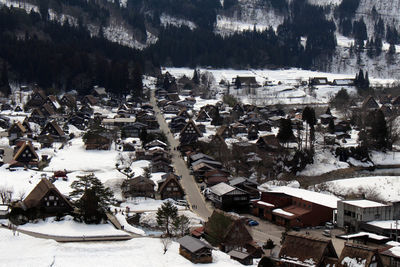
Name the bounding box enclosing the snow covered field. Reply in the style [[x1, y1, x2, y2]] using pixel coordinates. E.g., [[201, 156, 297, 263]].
[[19, 216, 127, 237], [316, 176, 400, 202], [0, 228, 249, 267], [164, 67, 395, 106]]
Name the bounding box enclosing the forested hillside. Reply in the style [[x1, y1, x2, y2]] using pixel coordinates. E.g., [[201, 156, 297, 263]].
[[1, 0, 400, 94]]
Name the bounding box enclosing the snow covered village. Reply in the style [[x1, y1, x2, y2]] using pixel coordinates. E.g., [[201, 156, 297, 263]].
[[0, 66, 399, 267]]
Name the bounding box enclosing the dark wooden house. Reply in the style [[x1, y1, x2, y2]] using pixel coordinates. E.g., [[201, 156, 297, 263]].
[[208, 182, 250, 212], [121, 176, 155, 198], [26, 89, 47, 108], [46, 95, 61, 111], [229, 250, 253, 265], [29, 108, 46, 126], [151, 160, 173, 173], [362, 96, 379, 110], [15, 178, 73, 220], [177, 235, 212, 264], [8, 121, 27, 144], [279, 232, 338, 267], [84, 133, 111, 150], [256, 135, 282, 152], [195, 109, 211, 122], [81, 95, 98, 106], [179, 120, 203, 147], [157, 173, 185, 200], [309, 77, 329, 86], [247, 124, 259, 140], [337, 243, 384, 267], [60, 94, 77, 108], [121, 122, 147, 138], [39, 121, 67, 141], [216, 125, 232, 139], [10, 141, 39, 168], [204, 210, 254, 253], [40, 103, 57, 118]]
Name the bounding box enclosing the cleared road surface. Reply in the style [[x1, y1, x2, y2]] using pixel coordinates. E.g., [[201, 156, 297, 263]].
[[150, 90, 212, 221]]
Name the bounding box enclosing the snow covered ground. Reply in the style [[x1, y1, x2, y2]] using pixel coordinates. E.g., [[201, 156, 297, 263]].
[[316, 176, 400, 202], [298, 150, 350, 176], [19, 216, 127, 237], [0, 228, 249, 267], [164, 67, 394, 105]]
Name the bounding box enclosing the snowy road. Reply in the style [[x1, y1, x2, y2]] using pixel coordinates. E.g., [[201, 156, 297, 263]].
[[150, 90, 212, 220]]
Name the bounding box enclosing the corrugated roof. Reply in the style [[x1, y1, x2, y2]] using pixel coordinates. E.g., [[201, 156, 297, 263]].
[[177, 235, 211, 253], [210, 182, 235, 196]]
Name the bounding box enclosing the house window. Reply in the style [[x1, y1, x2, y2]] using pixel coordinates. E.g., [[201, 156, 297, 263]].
[[49, 195, 55, 200], [167, 187, 172, 191], [46, 201, 50, 206], [173, 187, 178, 191]]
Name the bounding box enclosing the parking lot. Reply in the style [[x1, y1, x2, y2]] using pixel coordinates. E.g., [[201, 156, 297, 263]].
[[239, 214, 347, 256]]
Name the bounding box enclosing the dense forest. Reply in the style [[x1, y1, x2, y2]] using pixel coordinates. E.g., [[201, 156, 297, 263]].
[[0, 0, 394, 95]]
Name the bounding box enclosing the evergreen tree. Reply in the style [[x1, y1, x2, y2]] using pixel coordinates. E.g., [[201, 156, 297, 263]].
[[172, 214, 190, 237], [0, 62, 11, 97], [388, 42, 396, 55], [374, 37, 383, 56], [277, 118, 294, 147], [302, 106, 316, 149], [325, 107, 331, 115], [369, 110, 388, 149], [131, 64, 143, 99], [70, 174, 115, 210], [235, 76, 241, 89], [192, 69, 200, 84], [328, 118, 335, 134], [211, 107, 223, 126], [139, 128, 148, 145], [364, 71, 370, 89], [156, 200, 178, 236], [374, 18, 385, 39]]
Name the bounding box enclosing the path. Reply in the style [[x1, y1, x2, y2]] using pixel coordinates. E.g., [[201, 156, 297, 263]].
[[0, 223, 135, 242], [150, 90, 212, 220]]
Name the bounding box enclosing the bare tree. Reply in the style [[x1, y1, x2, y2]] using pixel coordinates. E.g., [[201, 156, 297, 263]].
[[115, 152, 136, 179], [0, 186, 13, 204], [160, 237, 172, 254], [17, 190, 26, 201]]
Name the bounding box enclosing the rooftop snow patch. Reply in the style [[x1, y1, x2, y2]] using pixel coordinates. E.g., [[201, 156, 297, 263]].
[[342, 199, 388, 208], [262, 186, 340, 209], [366, 220, 400, 230]]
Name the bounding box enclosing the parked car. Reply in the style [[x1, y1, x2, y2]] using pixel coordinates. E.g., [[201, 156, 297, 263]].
[[323, 229, 332, 237], [246, 219, 259, 226], [325, 222, 334, 229]]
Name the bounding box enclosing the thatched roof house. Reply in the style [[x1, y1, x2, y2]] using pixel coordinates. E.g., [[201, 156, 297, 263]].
[[337, 243, 384, 267], [279, 232, 338, 267]]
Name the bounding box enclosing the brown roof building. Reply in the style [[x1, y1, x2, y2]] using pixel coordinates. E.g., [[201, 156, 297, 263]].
[[279, 232, 338, 267], [337, 243, 384, 267]]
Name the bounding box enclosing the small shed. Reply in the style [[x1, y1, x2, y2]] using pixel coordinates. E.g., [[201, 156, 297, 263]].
[[228, 250, 253, 265], [177, 235, 212, 264]]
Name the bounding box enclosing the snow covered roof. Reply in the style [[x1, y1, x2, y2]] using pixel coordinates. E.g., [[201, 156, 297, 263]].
[[177, 235, 211, 253], [366, 220, 400, 230], [256, 201, 274, 207], [266, 186, 340, 209], [341, 199, 388, 208], [339, 231, 389, 241], [210, 182, 235, 196], [273, 208, 294, 217]]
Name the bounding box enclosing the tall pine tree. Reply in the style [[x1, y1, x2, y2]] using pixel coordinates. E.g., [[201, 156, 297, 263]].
[[0, 62, 11, 97]]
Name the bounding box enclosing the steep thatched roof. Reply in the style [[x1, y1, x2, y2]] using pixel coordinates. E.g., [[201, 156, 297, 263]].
[[279, 232, 338, 266], [22, 178, 73, 210], [337, 243, 383, 267]]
